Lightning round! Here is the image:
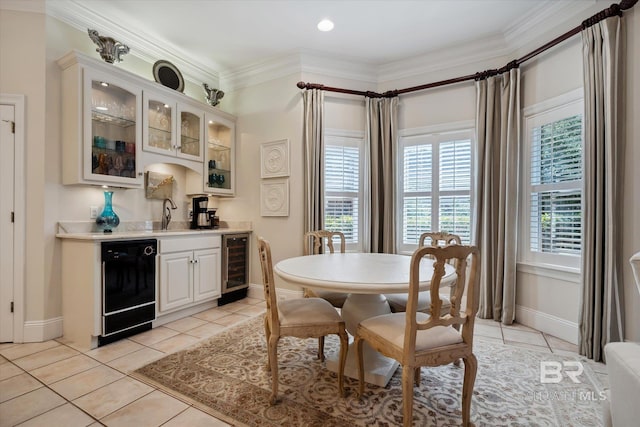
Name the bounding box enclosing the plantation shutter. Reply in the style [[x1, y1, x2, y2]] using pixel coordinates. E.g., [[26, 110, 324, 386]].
[[402, 144, 432, 244], [439, 140, 471, 242], [529, 114, 582, 255], [325, 143, 359, 243]]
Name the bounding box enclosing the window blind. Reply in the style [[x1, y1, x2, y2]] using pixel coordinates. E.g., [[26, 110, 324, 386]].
[[529, 114, 582, 255], [325, 144, 360, 243], [439, 140, 471, 242], [401, 136, 472, 245]]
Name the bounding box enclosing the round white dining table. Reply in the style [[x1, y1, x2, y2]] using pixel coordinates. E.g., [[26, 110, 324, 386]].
[[274, 252, 455, 386]]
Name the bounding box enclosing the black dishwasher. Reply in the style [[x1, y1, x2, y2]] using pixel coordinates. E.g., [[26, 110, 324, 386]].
[[99, 239, 157, 346]]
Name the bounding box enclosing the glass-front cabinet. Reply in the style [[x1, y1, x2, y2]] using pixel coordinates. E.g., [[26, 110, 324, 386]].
[[60, 51, 236, 194], [143, 93, 175, 155], [83, 69, 142, 187], [204, 111, 235, 195], [142, 94, 203, 162], [178, 104, 204, 161]]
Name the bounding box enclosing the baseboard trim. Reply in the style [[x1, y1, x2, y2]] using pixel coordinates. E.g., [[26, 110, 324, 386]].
[[515, 305, 578, 345], [153, 300, 218, 328], [22, 317, 63, 342], [247, 283, 302, 300]]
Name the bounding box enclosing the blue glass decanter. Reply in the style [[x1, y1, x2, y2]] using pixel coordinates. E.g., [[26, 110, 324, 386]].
[[96, 190, 120, 233]]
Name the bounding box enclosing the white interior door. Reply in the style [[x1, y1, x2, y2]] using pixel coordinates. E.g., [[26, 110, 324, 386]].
[[0, 105, 15, 342]]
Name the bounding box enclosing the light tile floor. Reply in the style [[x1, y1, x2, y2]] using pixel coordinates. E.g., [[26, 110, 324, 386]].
[[0, 297, 601, 427]]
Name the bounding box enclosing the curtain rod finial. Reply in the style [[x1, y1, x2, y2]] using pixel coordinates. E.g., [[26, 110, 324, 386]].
[[620, 0, 638, 10], [297, 81, 307, 89]]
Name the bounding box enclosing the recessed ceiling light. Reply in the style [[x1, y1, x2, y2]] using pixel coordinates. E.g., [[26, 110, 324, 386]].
[[317, 19, 334, 32]]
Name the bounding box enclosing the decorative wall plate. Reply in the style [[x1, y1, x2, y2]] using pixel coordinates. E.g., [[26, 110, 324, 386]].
[[261, 179, 289, 216], [152, 60, 184, 92], [260, 139, 290, 178]]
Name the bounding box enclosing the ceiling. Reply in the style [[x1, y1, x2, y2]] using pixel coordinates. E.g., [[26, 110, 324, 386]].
[[45, 0, 599, 86]]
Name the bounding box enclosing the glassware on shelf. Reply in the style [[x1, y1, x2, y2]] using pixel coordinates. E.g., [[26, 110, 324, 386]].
[[181, 119, 190, 138]]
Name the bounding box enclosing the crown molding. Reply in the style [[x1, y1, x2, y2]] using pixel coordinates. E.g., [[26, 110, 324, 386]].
[[503, 0, 597, 48], [219, 53, 301, 92], [220, 50, 378, 92], [46, 0, 219, 87], [376, 33, 510, 85], [44, 0, 598, 94], [299, 51, 378, 84]]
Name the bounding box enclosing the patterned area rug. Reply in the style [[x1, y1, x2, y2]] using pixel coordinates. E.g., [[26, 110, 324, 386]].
[[133, 316, 606, 426]]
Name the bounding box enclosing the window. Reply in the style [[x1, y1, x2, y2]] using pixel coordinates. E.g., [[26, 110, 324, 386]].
[[398, 127, 473, 253], [324, 131, 364, 251], [523, 91, 583, 268]]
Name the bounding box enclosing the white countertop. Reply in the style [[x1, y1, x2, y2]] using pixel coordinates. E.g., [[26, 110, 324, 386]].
[[56, 220, 252, 241]]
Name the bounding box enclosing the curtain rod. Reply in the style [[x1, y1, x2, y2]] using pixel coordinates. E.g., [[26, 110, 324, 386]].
[[296, 0, 637, 98]]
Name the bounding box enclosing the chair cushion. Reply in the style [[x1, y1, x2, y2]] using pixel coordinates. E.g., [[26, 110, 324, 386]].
[[279, 298, 342, 327], [385, 292, 451, 314], [312, 290, 348, 308], [359, 312, 463, 351]]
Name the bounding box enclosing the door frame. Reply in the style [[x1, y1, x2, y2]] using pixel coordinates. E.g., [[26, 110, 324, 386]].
[[1, 93, 25, 343]]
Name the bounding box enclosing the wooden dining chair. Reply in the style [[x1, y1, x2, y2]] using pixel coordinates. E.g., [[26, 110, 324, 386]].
[[302, 230, 349, 308], [257, 236, 349, 405], [355, 244, 480, 427], [385, 231, 462, 315]]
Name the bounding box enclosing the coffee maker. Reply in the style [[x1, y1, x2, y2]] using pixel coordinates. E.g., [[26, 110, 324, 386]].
[[207, 209, 220, 229], [191, 196, 210, 229]]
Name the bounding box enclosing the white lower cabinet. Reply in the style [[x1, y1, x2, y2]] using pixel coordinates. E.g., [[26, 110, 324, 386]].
[[158, 236, 221, 314]]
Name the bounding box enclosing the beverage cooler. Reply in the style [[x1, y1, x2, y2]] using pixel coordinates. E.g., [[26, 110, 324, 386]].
[[220, 233, 250, 304]]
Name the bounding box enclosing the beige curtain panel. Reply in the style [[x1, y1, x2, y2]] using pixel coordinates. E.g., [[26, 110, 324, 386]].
[[366, 97, 398, 254], [579, 15, 625, 362], [303, 89, 325, 238], [474, 69, 520, 325]]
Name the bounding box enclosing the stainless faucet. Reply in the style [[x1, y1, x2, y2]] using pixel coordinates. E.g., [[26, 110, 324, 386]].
[[161, 198, 178, 230]]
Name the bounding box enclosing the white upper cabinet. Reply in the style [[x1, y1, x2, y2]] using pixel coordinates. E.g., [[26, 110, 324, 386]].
[[142, 92, 176, 157], [177, 103, 204, 162], [204, 111, 235, 195], [186, 109, 236, 196], [59, 51, 236, 194], [60, 56, 144, 187], [142, 92, 204, 162]]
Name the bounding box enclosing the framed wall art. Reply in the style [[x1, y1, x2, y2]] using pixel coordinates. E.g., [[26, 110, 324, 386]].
[[261, 178, 289, 217], [145, 171, 174, 199], [260, 139, 290, 178]]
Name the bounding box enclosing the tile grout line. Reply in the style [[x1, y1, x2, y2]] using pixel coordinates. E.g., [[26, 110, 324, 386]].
[[0, 302, 265, 426], [2, 345, 104, 426], [4, 302, 580, 427]]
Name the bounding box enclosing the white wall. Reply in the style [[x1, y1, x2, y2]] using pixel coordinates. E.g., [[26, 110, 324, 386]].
[[2, 1, 638, 343], [515, 36, 584, 343], [0, 7, 48, 321], [1, 9, 232, 330], [516, 8, 640, 343], [221, 73, 304, 291], [226, 12, 640, 344]]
